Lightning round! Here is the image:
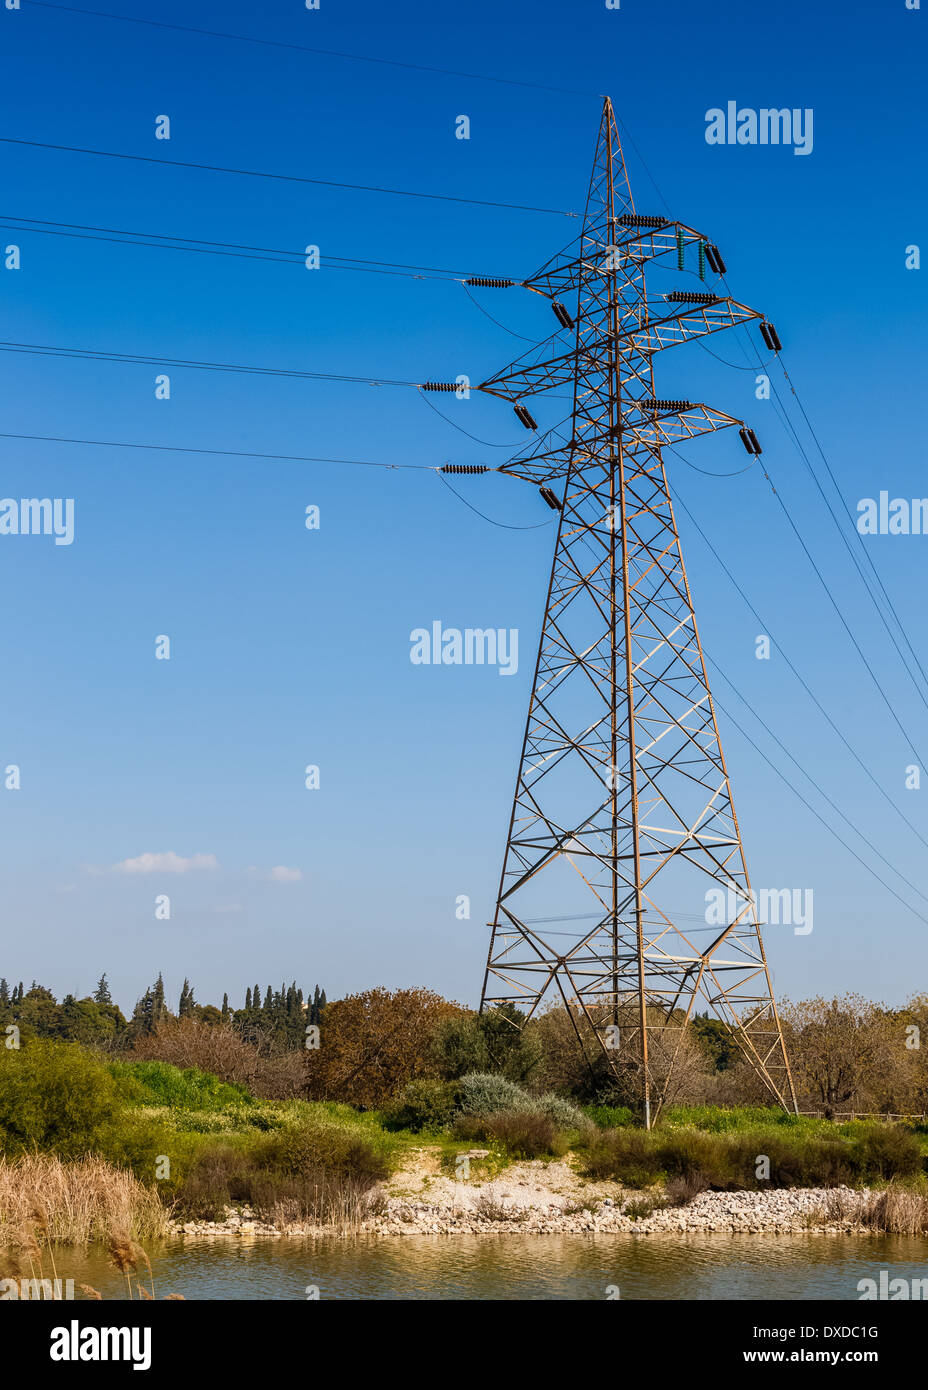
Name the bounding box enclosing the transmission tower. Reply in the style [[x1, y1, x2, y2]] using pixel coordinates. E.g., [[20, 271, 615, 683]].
[[434, 98, 797, 1125]]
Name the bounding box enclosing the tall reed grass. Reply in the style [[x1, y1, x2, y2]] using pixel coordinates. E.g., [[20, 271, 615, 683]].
[[0, 1154, 169, 1247], [818, 1184, 928, 1235]]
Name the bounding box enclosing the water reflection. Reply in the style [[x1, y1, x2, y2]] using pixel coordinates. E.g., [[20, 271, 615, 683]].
[[40, 1233, 928, 1301]]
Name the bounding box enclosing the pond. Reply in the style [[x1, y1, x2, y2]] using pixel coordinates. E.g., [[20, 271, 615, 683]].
[[30, 1233, 928, 1301]]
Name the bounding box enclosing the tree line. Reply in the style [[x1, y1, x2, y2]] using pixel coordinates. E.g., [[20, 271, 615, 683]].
[[0, 974, 326, 1051]]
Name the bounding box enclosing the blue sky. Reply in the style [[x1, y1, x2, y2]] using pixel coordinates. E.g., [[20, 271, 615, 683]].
[[0, 0, 926, 1014]]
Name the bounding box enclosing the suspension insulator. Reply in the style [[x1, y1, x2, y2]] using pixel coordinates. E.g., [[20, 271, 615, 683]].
[[705, 244, 726, 275], [514, 404, 538, 431], [759, 321, 783, 352], [551, 300, 574, 329], [676, 226, 685, 270], [618, 213, 666, 228], [739, 427, 763, 455], [539, 486, 562, 511], [698, 241, 707, 280], [666, 290, 719, 305], [463, 277, 515, 288], [440, 464, 491, 474], [421, 381, 459, 392]]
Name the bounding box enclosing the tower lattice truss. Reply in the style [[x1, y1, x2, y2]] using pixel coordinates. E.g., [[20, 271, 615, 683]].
[[470, 99, 796, 1124]]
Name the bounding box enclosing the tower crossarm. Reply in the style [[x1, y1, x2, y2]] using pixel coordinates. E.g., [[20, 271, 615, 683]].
[[494, 404, 744, 485], [477, 346, 578, 401], [625, 402, 743, 447], [522, 220, 726, 299], [631, 294, 762, 355], [476, 296, 762, 402]]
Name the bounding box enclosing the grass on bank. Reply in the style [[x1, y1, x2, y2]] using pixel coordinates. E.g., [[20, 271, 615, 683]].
[[3, 1043, 928, 1244], [579, 1120, 924, 1189]]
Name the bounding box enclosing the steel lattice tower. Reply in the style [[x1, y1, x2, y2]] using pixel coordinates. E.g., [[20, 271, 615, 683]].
[[471, 98, 797, 1125]]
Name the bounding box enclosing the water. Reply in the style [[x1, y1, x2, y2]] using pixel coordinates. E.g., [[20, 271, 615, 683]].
[[38, 1234, 928, 1301]]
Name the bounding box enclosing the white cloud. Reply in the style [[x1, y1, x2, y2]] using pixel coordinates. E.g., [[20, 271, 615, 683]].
[[268, 865, 303, 884], [109, 851, 220, 876]]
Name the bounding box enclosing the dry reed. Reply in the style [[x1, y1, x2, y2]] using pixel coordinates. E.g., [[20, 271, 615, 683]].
[[0, 1153, 169, 1248], [818, 1184, 928, 1234]]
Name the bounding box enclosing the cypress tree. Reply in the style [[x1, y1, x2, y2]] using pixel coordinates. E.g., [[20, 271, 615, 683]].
[[152, 973, 166, 1025], [131, 989, 154, 1034], [178, 979, 195, 1018]]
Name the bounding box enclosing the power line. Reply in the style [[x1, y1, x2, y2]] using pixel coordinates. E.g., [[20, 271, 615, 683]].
[[436, 469, 553, 531], [0, 430, 433, 470], [0, 338, 418, 387], [611, 117, 928, 738], [675, 487, 928, 857], [0, 214, 514, 283], [764, 361, 928, 714], [461, 281, 538, 342], [762, 456, 928, 771], [666, 441, 757, 479], [417, 388, 525, 448], [778, 350, 928, 707], [25, 0, 598, 99], [712, 681, 928, 930], [16, 4, 673, 240], [723, 308, 928, 717], [0, 137, 577, 219], [568, 483, 928, 909], [704, 318, 928, 769]]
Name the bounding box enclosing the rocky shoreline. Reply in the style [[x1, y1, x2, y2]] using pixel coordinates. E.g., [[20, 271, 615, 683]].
[[169, 1174, 869, 1239]]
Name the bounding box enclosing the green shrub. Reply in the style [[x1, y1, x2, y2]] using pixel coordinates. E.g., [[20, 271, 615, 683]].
[[458, 1072, 532, 1115], [666, 1171, 711, 1205], [454, 1108, 564, 1159], [432, 1005, 542, 1084], [624, 1194, 666, 1219], [852, 1125, 922, 1181], [175, 1120, 390, 1223], [534, 1092, 587, 1130], [381, 1079, 462, 1132], [96, 1113, 170, 1173], [257, 1120, 390, 1185], [584, 1104, 635, 1130], [581, 1121, 923, 1190], [174, 1145, 247, 1219], [663, 1105, 817, 1133], [108, 1060, 252, 1111], [583, 1128, 664, 1184], [656, 1128, 730, 1182], [0, 1039, 121, 1157]]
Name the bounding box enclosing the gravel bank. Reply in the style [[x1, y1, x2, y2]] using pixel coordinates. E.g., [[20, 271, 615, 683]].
[[168, 1156, 869, 1238]]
